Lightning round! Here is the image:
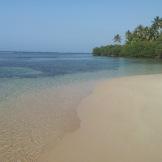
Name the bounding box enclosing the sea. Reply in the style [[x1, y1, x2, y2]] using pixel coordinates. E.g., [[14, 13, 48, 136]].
[[0, 51, 162, 162]]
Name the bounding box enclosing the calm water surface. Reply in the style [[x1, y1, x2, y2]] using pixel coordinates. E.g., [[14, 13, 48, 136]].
[[0, 51, 162, 162], [0, 52, 162, 100]]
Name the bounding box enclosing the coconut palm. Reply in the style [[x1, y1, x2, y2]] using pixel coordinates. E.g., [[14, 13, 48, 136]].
[[125, 30, 132, 42], [113, 34, 121, 44], [134, 25, 147, 40], [152, 16, 162, 30]]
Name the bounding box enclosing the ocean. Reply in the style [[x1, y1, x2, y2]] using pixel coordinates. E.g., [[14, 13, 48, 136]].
[[0, 51, 162, 162]]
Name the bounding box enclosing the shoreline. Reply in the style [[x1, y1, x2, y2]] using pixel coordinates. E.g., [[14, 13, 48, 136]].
[[39, 74, 162, 162], [0, 80, 96, 162]]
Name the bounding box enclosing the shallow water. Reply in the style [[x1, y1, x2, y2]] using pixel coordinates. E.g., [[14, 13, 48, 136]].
[[0, 52, 162, 161], [0, 52, 162, 100], [0, 81, 96, 162]]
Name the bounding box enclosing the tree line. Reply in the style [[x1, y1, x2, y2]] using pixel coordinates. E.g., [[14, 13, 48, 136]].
[[93, 16, 162, 58]]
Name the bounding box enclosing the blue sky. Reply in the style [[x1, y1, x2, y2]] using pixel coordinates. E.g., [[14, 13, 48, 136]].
[[0, 0, 162, 52]]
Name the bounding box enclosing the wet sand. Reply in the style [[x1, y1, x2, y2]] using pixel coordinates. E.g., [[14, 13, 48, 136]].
[[39, 74, 162, 162], [0, 81, 96, 162]]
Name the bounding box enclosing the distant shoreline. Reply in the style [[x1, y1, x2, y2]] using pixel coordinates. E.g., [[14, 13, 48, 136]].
[[93, 17, 162, 59]]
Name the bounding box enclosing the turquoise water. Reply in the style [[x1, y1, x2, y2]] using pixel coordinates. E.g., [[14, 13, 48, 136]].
[[0, 52, 162, 162], [0, 52, 162, 102]]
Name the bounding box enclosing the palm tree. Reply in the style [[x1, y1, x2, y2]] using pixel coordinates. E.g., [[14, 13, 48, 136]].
[[125, 30, 132, 42], [151, 16, 162, 39], [113, 34, 121, 44], [134, 25, 146, 40], [132, 22, 161, 41], [152, 16, 162, 29], [145, 26, 154, 41]]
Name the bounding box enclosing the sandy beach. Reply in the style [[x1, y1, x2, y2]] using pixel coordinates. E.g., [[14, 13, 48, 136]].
[[39, 74, 162, 162], [0, 80, 96, 162]]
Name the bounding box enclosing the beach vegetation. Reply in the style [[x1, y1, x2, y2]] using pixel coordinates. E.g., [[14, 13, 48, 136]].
[[93, 17, 162, 58]]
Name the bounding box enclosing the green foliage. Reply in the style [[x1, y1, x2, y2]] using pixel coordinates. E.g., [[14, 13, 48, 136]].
[[122, 41, 157, 58], [93, 17, 162, 59], [93, 45, 122, 56], [154, 35, 162, 58]]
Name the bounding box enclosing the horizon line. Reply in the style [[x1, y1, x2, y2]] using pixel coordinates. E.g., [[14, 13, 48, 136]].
[[0, 50, 91, 54]]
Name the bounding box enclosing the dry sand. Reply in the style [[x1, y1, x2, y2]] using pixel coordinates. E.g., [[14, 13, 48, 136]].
[[39, 74, 162, 162]]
